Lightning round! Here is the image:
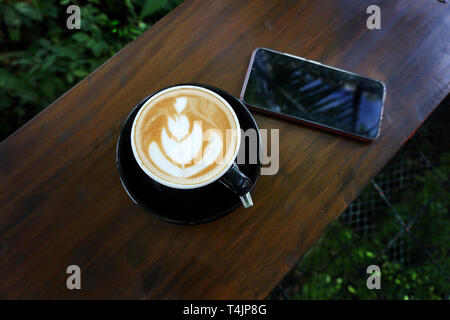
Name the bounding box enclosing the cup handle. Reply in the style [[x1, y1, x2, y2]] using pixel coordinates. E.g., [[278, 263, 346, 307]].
[[239, 192, 253, 208], [219, 163, 254, 208]]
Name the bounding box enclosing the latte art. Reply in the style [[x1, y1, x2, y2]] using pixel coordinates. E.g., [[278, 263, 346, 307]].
[[132, 86, 240, 187], [149, 97, 223, 177]]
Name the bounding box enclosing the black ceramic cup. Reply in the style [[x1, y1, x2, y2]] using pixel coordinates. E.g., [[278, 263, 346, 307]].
[[116, 83, 261, 225]]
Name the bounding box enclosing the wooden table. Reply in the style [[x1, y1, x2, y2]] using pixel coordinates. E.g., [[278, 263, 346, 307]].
[[0, 0, 449, 299]]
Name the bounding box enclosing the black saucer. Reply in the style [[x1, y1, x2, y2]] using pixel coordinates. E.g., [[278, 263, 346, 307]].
[[116, 84, 262, 225]]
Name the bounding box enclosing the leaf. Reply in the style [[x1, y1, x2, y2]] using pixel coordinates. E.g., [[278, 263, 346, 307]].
[[0, 70, 17, 89], [73, 32, 91, 43], [96, 13, 109, 25], [66, 73, 75, 83], [345, 230, 352, 240], [140, 0, 167, 19], [41, 55, 57, 71], [42, 80, 56, 97], [91, 42, 107, 57], [125, 0, 137, 19], [8, 27, 21, 41], [34, 1, 59, 19], [28, 64, 40, 75], [138, 21, 148, 29], [125, 0, 134, 10], [14, 2, 42, 21], [73, 69, 89, 78], [4, 7, 21, 27], [0, 50, 26, 61], [38, 38, 53, 49]]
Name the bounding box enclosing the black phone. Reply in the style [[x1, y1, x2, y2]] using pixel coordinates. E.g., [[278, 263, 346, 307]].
[[240, 48, 386, 141]]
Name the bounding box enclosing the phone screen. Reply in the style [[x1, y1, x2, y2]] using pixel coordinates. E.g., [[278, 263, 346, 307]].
[[241, 48, 385, 140]]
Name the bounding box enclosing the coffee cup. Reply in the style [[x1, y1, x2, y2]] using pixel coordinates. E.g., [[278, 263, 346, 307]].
[[130, 85, 254, 208]]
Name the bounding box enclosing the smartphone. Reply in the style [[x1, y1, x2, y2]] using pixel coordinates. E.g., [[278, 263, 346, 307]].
[[240, 48, 386, 141]]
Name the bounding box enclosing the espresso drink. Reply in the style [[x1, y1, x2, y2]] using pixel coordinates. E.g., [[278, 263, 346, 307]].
[[132, 86, 240, 187]]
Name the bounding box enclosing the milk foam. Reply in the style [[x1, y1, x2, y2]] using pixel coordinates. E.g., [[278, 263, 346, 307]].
[[133, 87, 239, 186]]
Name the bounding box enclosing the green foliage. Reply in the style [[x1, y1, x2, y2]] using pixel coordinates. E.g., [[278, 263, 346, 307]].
[[278, 153, 450, 300], [0, 0, 184, 140]]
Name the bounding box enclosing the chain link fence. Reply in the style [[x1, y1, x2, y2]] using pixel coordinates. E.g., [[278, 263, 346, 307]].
[[269, 95, 450, 300]]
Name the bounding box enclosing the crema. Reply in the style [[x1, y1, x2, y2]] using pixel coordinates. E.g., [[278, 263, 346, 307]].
[[132, 86, 240, 187]]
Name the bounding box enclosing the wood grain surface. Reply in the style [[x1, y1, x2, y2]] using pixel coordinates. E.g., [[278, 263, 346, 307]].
[[0, 0, 449, 299]]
